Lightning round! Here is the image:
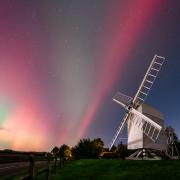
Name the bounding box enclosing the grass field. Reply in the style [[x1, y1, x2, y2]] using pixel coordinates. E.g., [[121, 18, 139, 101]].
[[38, 159, 180, 180]]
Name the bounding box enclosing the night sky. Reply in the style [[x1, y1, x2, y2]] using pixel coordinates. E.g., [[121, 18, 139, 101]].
[[0, 0, 180, 151]]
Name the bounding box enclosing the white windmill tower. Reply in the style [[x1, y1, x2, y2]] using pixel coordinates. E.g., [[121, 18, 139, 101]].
[[110, 55, 167, 158]]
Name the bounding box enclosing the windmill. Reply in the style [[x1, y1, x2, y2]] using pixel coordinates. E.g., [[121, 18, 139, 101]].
[[110, 54, 166, 157]]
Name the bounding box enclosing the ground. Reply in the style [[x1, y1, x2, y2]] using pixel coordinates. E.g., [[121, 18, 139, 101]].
[[38, 159, 180, 180]]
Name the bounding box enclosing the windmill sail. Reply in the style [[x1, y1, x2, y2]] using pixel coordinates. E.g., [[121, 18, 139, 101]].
[[109, 113, 129, 149], [133, 55, 165, 108], [110, 54, 165, 150], [113, 92, 133, 109], [130, 108, 162, 142]]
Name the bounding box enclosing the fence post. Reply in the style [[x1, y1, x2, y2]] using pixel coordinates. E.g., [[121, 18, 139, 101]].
[[45, 153, 51, 180], [29, 154, 36, 179]]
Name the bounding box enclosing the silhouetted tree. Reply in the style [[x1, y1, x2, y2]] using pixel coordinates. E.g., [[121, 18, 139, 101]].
[[72, 138, 92, 159], [58, 144, 71, 167], [104, 147, 109, 152], [92, 138, 105, 158], [110, 145, 117, 152], [116, 142, 128, 159], [51, 146, 59, 156], [51, 146, 59, 171], [165, 126, 180, 156], [165, 126, 178, 142], [72, 138, 105, 159], [59, 144, 72, 160]]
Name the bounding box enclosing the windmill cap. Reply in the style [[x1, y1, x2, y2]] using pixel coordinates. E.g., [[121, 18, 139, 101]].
[[142, 103, 164, 121]]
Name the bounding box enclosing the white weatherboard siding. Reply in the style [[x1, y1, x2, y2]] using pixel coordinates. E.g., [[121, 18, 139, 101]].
[[127, 106, 143, 149]]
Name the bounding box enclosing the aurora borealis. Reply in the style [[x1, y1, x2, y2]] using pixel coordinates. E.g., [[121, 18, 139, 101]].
[[0, 0, 180, 151]]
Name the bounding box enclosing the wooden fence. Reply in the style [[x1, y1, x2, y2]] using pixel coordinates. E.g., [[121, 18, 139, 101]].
[[0, 151, 58, 179]]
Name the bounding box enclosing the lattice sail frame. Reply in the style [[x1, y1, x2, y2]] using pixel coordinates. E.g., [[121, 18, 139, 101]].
[[130, 108, 162, 142], [133, 55, 165, 108], [113, 92, 133, 109]]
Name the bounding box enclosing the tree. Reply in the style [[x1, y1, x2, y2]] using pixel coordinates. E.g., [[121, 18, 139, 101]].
[[58, 144, 71, 167], [110, 145, 117, 152], [116, 142, 128, 159], [91, 138, 105, 158], [72, 138, 92, 159], [92, 138, 104, 148], [59, 144, 72, 160], [165, 126, 180, 156], [165, 126, 178, 143], [72, 138, 105, 159], [51, 146, 59, 171], [51, 146, 59, 156]]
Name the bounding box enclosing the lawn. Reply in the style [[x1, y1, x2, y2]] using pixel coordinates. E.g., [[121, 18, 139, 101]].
[[39, 159, 180, 180]]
